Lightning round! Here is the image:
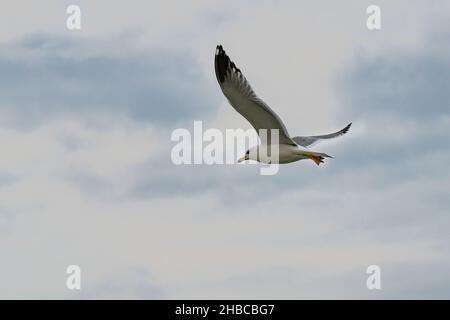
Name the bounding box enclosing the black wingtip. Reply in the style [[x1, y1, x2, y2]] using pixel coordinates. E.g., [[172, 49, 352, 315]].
[[214, 45, 229, 83], [214, 45, 243, 84], [342, 122, 352, 134]]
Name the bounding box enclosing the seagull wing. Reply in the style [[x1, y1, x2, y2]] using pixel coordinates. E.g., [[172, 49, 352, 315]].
[[215, 45, 296, 145], [292, 123, 352, 148]]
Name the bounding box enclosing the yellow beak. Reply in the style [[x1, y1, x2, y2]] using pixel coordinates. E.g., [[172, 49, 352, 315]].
[[238, 155, 247, 163]]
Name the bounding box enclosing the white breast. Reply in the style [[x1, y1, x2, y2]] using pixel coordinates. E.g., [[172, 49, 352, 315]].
[[255, 144, 306, 164]]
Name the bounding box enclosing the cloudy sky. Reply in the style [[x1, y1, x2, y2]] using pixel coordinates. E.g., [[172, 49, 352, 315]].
[[0, 0, 449, 299]]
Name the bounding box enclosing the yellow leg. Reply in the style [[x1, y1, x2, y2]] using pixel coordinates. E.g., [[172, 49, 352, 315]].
[[308, 155, 323, 166]]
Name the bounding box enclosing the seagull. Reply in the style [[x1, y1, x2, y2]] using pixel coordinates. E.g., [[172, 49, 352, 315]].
[[214, 45, 351, 165]]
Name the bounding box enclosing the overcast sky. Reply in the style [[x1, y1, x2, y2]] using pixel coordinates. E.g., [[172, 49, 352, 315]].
[[0, 0, 449, 299]]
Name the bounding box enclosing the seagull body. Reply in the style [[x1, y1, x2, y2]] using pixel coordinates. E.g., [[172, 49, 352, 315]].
[[214, 45, 351, 166], [251, 143, 327, 165]]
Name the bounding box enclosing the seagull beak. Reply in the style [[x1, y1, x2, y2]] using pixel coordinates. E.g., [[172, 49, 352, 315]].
[[238, 155, 247, 163]]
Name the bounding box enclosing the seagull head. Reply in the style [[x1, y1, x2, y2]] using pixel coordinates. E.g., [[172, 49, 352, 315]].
[[238, 149, 250, 163], [238, 145, 280, 164], [238, 149, 255, 163], [238, 150, 250, 163]]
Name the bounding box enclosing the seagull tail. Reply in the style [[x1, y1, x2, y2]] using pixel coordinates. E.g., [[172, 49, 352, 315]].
[[301, 150, 333, 166]]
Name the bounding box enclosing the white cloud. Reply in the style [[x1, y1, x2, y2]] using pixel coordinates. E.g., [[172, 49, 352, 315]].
[[1, 0, 450, 299]]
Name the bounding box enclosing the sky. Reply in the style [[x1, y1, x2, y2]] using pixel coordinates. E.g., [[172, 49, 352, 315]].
[[0, 0, 449, 299]]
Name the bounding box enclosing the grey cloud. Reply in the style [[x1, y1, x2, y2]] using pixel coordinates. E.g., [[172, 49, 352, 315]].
[[0, 209, 15, 233], [335, 34, 450, 122], [380, 259, 450, 299], [0, 34, 219, 128], [324, 31, 450, 190], [11, 27, 447, 300], [123, 30, 450, 204], [72, 268, 164, 299], [0, 174, 19, 234], [0, 172, 18, 187]]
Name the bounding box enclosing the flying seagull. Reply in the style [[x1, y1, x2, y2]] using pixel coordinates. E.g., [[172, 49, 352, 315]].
[[214, 45, 351, 165]]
